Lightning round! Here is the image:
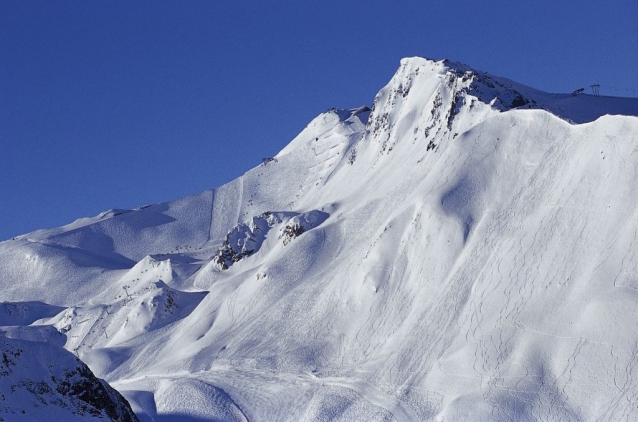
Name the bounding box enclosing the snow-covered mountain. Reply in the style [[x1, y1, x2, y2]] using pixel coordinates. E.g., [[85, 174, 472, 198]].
[[2, 57, 638, 421]]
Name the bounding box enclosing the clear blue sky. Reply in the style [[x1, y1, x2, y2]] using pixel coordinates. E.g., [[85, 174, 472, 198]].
[[1, 1, 637, 240]]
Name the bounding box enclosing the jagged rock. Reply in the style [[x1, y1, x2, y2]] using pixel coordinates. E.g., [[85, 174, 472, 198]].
[[280, 223, 305, 246], [214, 210, 329, 269]]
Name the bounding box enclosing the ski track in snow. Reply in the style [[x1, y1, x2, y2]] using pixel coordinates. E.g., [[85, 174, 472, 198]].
[[114, 367, 418, 422]]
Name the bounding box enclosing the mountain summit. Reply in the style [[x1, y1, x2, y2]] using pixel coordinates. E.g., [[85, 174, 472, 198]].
[[2, 57, 638, 421]]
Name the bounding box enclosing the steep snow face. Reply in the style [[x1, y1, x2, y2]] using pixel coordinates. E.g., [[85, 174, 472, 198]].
[[0, 335, 138, 421], [2, 57, 638, 421]]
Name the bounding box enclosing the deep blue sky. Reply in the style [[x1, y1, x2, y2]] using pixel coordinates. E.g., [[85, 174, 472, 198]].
[[1, 1, 637, 240]]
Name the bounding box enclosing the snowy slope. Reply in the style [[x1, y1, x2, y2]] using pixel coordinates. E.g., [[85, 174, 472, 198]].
[[2, 56, 638, 421], [0, 334, 138, 421]]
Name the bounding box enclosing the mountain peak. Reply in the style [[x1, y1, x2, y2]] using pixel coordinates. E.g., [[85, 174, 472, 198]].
[[392, 56, 638, 124]]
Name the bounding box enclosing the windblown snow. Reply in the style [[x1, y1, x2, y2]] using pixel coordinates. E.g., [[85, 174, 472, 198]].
[[2, 57, 638, 421]]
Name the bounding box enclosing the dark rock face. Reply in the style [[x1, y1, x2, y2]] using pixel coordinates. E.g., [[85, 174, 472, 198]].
[[0, 336, 139, 421], [280, 223, 306, 246], [52, 365, 138, 422]]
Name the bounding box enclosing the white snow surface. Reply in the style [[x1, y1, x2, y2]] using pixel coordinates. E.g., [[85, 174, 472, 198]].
[[2, 56, 638, 421]]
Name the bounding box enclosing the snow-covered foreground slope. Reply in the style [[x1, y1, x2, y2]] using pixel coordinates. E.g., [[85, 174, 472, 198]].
[[2, 57, 638, 421], [0, 332, 138, 421]]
